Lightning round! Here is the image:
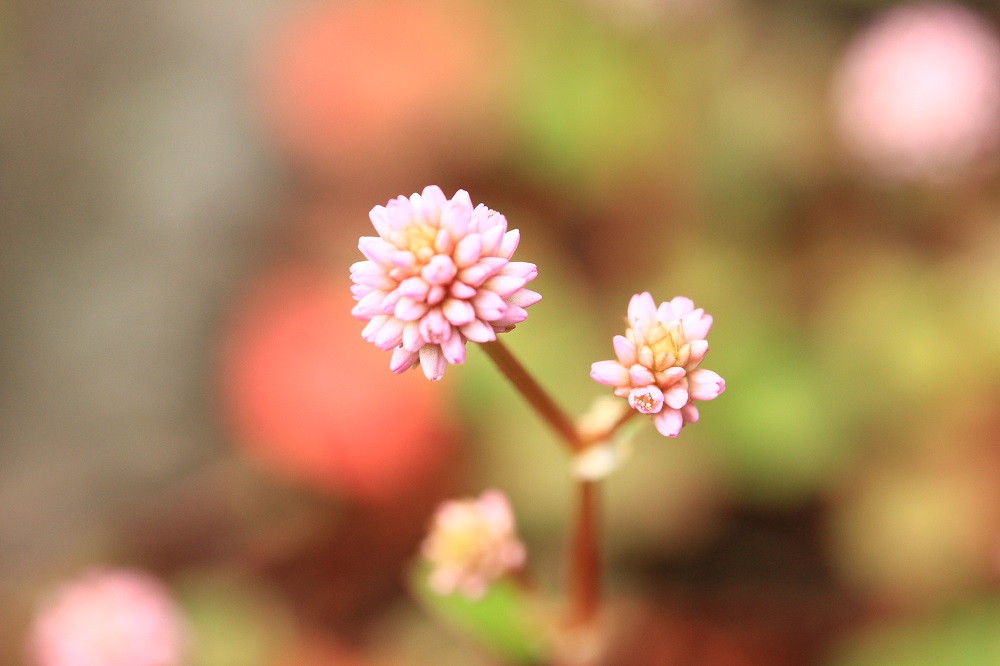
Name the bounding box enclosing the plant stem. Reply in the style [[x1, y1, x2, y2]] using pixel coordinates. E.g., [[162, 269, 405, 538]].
[[481, 339, 584, 452], [481, 338, 632, 664], [568, 480, 600, 627]]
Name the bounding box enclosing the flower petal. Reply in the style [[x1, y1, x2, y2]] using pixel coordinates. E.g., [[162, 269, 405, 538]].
[[687, 339, 708, 367], [669, 296, 695, 317], [402, 321, 423, 351], [419, 308, 451, 344], [440, 331, 467, 365], [629, 364, 655, 386], [505, 289, 542, 309], [460, 319, 497, 343], [420, 345, 447, 381], [498, 229, 520, 259], [591, 360, 629, 387], [351, 289, 389, 318], [653, 408, 684, 437], [627, 292, 657, 337], [358, 236, 397, 267], [390, 347, 420, 373], [689, 368, 726, 400], [472, 290, 507, 321], [361, 314, 389, 341], [664, 384, 689, 410], [450, 281, 477, 299], [490, 305, 527, 328], [684, 312, 713, 341], [440, 190, 472, 237], [422, 255, 458, 285], [481, 275, 527, 298], [497, 261, 537, 281], [398, 276, 430, 299], [442, 298, 476, 326], [420, 185, 448, 211], [351, 271, 396, 290], [453, 233, 483, 268], [458, 257, 507, 287], [369, 205, 392, 237], [374, 317, 406, 350], [612, 335, 637, 365], [394, 297, 429, 322], [480, 222, 506, 256], [629, 385, 664, 414]]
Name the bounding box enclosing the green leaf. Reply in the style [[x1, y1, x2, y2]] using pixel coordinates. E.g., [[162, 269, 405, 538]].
[[828, 599, 1000, 666], [408, 563, 550, 665]]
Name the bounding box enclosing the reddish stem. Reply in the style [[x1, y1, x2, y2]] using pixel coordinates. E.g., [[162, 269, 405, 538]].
[[481, 338, 639, 665], [481, 340, 584, 452], [568, 480, 600, 626]]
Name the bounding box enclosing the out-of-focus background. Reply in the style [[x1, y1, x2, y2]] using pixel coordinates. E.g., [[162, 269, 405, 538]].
[[4, 0, 1000, 663]]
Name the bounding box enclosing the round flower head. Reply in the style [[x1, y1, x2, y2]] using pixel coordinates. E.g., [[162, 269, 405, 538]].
[[351, 186, 541, 380], [421, 489, 526, 599], [832, 2, 1000, 181], [590, 293, 725, 437], [27, 568, 188, 666]]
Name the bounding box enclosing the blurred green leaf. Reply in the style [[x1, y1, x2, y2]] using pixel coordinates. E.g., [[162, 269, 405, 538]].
[[175, 572, 294, 666], [509, 4, 672, 192], [408, 563, 550, 665], [828, 599, 1000, 666]]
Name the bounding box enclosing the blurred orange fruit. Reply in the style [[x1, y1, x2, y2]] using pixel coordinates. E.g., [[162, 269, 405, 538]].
[[254, 0, 507, 174], [218, 267, 451, 502]]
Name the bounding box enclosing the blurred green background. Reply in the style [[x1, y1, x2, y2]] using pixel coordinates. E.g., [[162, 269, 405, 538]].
[[3, 0, 1000, 664]]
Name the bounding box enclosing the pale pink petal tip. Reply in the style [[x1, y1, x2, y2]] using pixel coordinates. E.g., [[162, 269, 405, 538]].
[[350, 187, 539, 380], [591, 360, 630, 387], [592, 292, 724, 438]]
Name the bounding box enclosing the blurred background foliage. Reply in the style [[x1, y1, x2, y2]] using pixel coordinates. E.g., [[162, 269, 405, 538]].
[[3, 0, 1000, 663]]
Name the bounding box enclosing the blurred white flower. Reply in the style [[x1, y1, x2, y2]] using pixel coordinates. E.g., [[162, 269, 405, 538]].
[[832, 2, 1000, 182]]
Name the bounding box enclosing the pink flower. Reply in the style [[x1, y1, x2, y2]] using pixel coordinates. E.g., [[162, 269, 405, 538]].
[[832, 2, 1000, 181], [421, 489, 526, 599], [591, 293, 725, 437], [351, 186, 541, 381], [27, 569, 188, 666]]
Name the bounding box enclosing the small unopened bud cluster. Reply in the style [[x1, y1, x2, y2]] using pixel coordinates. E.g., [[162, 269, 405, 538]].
[[591, 293, 725, 437], [421, 490, 526, 599]]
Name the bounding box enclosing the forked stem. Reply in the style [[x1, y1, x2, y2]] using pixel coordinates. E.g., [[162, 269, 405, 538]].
[[481, 338, 637, 665]]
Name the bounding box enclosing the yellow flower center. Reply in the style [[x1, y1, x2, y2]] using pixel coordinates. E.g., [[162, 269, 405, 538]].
[[643, 321, 690, 371], [434, 523, 489, 564]]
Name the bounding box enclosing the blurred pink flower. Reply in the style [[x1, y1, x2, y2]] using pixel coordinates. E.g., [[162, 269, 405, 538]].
[[591, 293, 724, 437], [27, 569, 188, 666], [832, 2, 1000, 181], [352, 186, 540, 381], [421, 490, 526, 599]]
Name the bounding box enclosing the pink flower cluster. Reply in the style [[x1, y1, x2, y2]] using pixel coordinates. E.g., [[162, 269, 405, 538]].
[[421, 489, 526, 599], [591, 293, 725, 437], [27, 569, 188, 666], [352, 186, 541, 381], [832, 2, 1000, 181]]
